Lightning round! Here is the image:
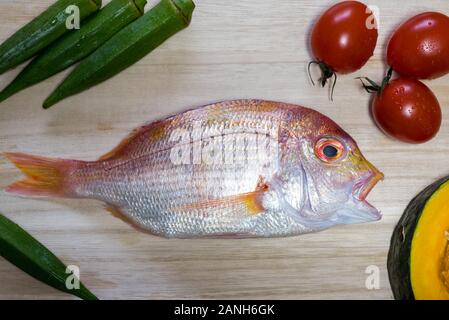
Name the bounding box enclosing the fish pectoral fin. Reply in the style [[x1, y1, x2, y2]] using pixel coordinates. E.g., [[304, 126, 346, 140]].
[[236, 190, 266, 216], [176, 186, 268, 216]]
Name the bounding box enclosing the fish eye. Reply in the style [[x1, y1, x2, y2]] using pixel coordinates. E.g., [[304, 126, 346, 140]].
[[315, 138, 346, 163]]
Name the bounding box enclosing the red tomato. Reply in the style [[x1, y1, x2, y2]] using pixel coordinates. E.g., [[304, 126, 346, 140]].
[[372, 78, 442, 144], [387, 12, 449, 79], [311, 1, 378, 74]]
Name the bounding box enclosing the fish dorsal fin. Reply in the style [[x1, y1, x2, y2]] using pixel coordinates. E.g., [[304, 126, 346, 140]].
[[99, 119, 168, 161]]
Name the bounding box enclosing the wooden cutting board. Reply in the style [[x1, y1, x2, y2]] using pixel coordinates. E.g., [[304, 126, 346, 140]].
[[0, 0, 448, 299]]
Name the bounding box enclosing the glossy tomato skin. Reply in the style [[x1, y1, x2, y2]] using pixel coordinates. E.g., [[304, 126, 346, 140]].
[[387, 12, 449, 79], [311, 1, 378, 74], [372, 78, 442, 144]]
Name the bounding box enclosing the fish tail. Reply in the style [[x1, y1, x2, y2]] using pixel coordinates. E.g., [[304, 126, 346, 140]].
[[4, 152, 81, 198]]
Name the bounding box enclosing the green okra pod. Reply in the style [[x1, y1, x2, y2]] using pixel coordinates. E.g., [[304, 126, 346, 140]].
[[0, 0, 147, 103], [0, 213, 97, 300], [0, 0, 102, 75], [43, 0, 195, 109]]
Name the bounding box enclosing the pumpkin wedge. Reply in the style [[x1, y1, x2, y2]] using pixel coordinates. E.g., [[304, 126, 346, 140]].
[[388, 176, 449, 300]]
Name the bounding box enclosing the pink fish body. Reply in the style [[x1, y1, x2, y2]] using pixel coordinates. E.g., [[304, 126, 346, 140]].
[[4, 100, 383, 238]]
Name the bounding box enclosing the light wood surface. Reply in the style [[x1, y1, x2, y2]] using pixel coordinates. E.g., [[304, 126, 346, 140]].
[[0, 0, 448, 300]]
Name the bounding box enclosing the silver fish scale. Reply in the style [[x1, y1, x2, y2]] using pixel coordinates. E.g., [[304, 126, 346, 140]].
[[97, 141, 281, 236]]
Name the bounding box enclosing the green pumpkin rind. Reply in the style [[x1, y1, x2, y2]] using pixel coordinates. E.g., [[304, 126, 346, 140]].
[[387, 176, 449, 300]]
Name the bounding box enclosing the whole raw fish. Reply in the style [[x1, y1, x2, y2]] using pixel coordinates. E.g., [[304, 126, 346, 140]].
[[4, 100, 383, 238]]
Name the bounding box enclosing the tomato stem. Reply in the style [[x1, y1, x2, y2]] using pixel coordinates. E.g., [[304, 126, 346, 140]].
[[308, 60, 337, 101], [380, 67, 393, 91], [357, 67, 394, 94]]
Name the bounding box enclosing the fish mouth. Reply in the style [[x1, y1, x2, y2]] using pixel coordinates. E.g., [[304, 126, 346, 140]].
[[352, 170, 384, 203], [347, 169, 384, 223]]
